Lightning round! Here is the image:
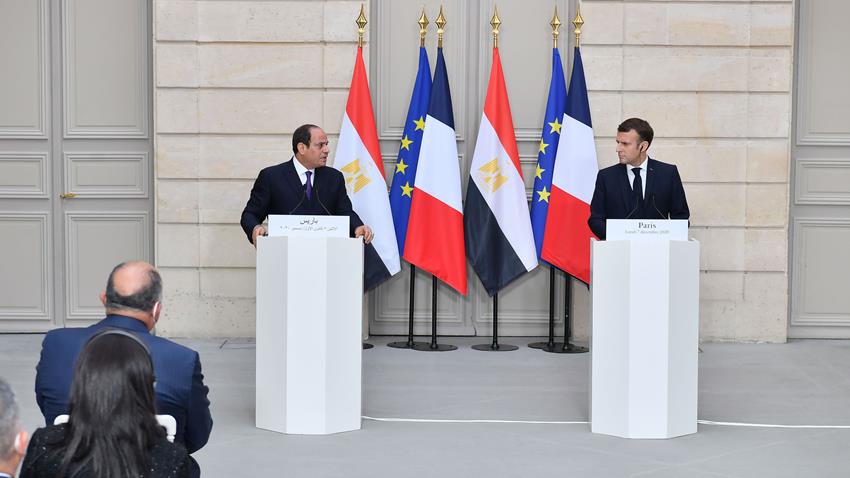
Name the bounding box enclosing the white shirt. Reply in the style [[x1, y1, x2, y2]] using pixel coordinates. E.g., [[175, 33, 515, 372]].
[[627, 157, 649, 198], [291, 156, 315, 186]]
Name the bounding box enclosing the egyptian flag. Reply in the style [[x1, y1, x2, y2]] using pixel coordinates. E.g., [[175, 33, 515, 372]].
[[389, 46, 431, 256], [404, 47, 467, 295], [541, 47, 598, 284], [530, 47, 567, 264], [464, 47, 537, 296], [335, 46, 400, 290]]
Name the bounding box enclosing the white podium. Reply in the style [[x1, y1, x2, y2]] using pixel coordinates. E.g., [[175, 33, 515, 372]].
[[590, 236, 700, 439], [255, 235, 363, 435]]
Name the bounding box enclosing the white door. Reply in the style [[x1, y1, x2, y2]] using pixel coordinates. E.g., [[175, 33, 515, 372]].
[[789, 0, 850, 338], [0, 0, 153, 331]]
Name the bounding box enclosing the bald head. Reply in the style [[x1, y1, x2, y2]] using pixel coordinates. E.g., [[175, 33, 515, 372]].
[[104, 261, 162, 314]]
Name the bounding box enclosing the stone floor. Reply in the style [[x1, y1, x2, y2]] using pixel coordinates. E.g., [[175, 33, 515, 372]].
[[3, 334, 849, 477]]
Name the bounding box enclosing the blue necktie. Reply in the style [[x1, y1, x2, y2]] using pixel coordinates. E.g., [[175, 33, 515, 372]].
[[305, 171, 313, 200], [633, 167, 643, 205]]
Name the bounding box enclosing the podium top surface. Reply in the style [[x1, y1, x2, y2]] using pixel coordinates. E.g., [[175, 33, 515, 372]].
[[606, 219, 688, 241]]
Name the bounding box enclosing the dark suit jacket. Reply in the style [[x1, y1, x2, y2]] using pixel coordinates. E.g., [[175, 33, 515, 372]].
[[34, 315, 212, 477], [588, 158, 690, 240], [240, 159, 363, 242], [20, 424, 190, 478]]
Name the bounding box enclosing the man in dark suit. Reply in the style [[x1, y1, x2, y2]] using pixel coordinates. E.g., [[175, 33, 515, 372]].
[[0, 378, 27, 478], [588, 117, 690, 239], [34, 261, 212, 478], [241, 123, 374, 246]]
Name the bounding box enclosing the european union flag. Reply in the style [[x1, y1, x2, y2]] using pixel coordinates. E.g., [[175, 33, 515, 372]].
[[389, 47, 432, 257], [530, 48, 568, 262]]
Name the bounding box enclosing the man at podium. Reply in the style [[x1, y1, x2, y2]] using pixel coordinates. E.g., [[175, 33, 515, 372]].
[[588, 117, 690, 240], [240, 124, 374, 246]]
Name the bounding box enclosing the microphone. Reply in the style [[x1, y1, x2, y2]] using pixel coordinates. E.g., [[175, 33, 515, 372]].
[[287, 186, 307, 214], [625, 198, 640, 219], [650, 193, 665, 219], [313, 184, 333, 216]]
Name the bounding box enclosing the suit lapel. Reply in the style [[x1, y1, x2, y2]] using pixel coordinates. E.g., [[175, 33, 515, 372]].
[[644, 158, 657, 203], [618, 164, 633, 210], [282, 159, 303, 197]]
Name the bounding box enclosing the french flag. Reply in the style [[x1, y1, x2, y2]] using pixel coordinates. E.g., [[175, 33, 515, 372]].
[[403, 47, 467, 295], [541, 47, 598, 284], [335, 46, 400, 290], [465, 47, 537, 296]]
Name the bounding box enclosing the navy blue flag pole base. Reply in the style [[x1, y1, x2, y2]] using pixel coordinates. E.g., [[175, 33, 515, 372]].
[[473, 292, 518, 352], [529, 267, 558, 349], [542, 272, 588, 355], [412, 275, 456, 352], [388, 265, 428, 349], [362, 343, 374, 349]]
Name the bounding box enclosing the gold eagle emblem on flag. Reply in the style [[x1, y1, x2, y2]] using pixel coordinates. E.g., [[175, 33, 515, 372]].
[[476, 158, 509, 194], [340, 159, 371, 194]]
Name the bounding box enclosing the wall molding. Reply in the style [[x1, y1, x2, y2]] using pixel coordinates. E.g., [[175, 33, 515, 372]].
[[62, 0, 150, 138], [0, 212, 52, 319], [794, 158, 850, 205], [0, 153, 50, 198], [64, 212, 150, 321], [0, 0, 49, 138], [64, 152, 150, 198]]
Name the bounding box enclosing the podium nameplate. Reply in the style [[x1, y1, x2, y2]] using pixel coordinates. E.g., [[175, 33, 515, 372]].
[[606, 219, 687, 241], [268, 215, 348, 238]]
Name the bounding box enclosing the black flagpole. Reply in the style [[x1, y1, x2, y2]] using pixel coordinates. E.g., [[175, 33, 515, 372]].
[[388, 265, 426, 349], [473, 292, 518, 351], [412, 275, 456, 351], [529, 267, 557, 349], [543, 272, 588, 354]]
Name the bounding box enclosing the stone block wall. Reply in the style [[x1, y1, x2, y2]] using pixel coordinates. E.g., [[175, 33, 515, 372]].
[[153, 0, 794, 341], [581, 0, 793, 341], [153, 0, 367, 337]]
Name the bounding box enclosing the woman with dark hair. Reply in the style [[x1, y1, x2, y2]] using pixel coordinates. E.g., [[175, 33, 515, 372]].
[[20, 329, 190, 478]]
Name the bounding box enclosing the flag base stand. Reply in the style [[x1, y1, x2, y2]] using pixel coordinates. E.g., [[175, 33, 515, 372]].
[[388, 266, 428, 349], [542, 273, 588, 355], [387, 340, 426, 349], [541, 342, 588, 354], [411, 276, 456, 352], [362, 343, 374, 350], [473, 293, 517, 352], [472, 343, 518, 352], [412, 342, 457, 352], [529, 267, 558, 349]]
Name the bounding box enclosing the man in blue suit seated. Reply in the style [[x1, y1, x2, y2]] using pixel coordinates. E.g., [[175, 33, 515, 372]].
[[588, 117, 690, 240], [34, 261, 212, 478]]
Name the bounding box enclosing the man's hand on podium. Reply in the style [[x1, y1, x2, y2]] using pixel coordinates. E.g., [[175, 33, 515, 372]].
[[252, 224, 267, 248], [354, 225, 374, 244]]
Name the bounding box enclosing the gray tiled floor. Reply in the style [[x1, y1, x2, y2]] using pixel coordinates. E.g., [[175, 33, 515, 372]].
[[3, 334, 849, 477]]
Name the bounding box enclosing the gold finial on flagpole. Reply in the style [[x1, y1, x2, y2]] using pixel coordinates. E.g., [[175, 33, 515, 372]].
[[418, 7, 429, 47], [356, 4, 367, 48], [551, 7, 562, 49], [490, 6, 501, 49], [572, 5, 584, 48], [436, 5, 447, 48]]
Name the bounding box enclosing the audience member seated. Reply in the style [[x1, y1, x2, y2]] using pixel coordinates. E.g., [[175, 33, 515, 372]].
[[0, 378, 28, 478], [20, 329, 190, 478], [34, 261, 212, 477]]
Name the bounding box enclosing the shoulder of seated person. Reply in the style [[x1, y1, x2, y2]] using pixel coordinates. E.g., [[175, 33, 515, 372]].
[[31, 424, 68, 446]]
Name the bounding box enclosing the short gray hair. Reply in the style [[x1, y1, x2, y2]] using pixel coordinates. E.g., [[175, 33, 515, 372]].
[[0, 377, 20, 461]]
